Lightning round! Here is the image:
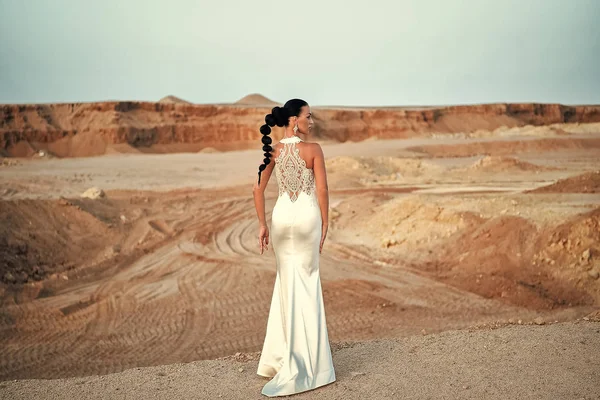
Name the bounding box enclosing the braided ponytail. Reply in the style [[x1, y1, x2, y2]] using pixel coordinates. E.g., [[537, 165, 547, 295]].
[[257, 106, 289, 184]]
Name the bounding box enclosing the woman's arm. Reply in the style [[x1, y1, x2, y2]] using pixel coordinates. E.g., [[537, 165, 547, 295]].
[[312, 144, 329, 253], [253, 158, 275, 254], [253, 156, 275, 226]]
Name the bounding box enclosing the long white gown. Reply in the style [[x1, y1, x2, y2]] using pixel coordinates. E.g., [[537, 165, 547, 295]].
[[257, 135, 336, 397]]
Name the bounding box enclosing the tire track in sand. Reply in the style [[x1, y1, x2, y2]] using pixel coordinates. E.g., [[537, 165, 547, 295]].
[[0, 186, 569, 379]]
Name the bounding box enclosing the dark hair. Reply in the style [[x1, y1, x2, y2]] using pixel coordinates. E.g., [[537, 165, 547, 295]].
[[257, 98, 308, 184]]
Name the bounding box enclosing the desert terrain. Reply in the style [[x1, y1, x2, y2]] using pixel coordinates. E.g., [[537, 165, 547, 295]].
[[1, 96, 599, 399]]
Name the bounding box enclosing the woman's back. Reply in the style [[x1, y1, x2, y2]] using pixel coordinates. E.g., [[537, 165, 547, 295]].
[[273, 136, 316, 203]]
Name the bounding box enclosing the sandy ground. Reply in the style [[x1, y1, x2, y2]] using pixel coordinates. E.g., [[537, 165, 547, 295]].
[[1, 133, 598, 200], [2, 321, 599, 399], [1, 127, 600, 398]]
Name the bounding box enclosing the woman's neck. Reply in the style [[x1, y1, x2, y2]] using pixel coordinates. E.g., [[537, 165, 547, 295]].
[[283, 128, 307, 141]]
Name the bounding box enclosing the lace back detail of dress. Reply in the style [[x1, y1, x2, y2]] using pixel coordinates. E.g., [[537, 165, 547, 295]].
[[275, 137, 315, 202]]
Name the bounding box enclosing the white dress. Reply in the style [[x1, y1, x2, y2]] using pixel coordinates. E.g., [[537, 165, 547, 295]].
[[257, 135, 336, 397]]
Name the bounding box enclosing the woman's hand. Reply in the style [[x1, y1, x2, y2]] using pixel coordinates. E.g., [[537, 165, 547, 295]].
[[320, 224, 328, 254], [258, 225, 270, 255]]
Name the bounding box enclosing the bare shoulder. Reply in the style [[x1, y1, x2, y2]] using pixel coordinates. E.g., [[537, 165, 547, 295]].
[[305, 141, 324, 157], [272, 142, 283, 156]]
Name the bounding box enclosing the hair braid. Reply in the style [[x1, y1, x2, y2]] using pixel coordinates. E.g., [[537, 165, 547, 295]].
[[257, 106, 288, 184], [256, 100, 308, 184]]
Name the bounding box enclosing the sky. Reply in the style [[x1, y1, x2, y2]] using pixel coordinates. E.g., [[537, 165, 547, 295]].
[[0, 0, 599, 106]]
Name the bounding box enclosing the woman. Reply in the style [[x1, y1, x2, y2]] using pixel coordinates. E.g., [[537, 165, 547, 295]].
[[252, 99, 336, 397]]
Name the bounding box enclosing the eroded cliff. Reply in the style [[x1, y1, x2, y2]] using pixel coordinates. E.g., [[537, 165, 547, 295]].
[[1, 101, 599, 157]]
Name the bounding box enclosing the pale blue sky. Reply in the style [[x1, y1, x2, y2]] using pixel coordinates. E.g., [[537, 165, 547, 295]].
[[1, 0, 599, 106]]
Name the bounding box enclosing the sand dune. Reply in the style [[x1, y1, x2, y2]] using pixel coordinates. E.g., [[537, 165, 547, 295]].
[[326, 156, 444, 187], [406, 137, 600, 158], [527, 170, 600, 193], [463, 155, 553, 172], [234, 93, 280, 106], [158, 95, 191, 104]]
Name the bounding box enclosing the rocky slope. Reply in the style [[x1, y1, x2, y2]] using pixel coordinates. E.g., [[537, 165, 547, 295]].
[[1, 101, 600, 157]]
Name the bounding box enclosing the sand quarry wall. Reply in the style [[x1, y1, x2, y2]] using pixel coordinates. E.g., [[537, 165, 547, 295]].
[[1, 102, 600, 157]]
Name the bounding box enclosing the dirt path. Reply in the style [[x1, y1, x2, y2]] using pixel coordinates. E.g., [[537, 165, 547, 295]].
[[2, 320, 599, 399]]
